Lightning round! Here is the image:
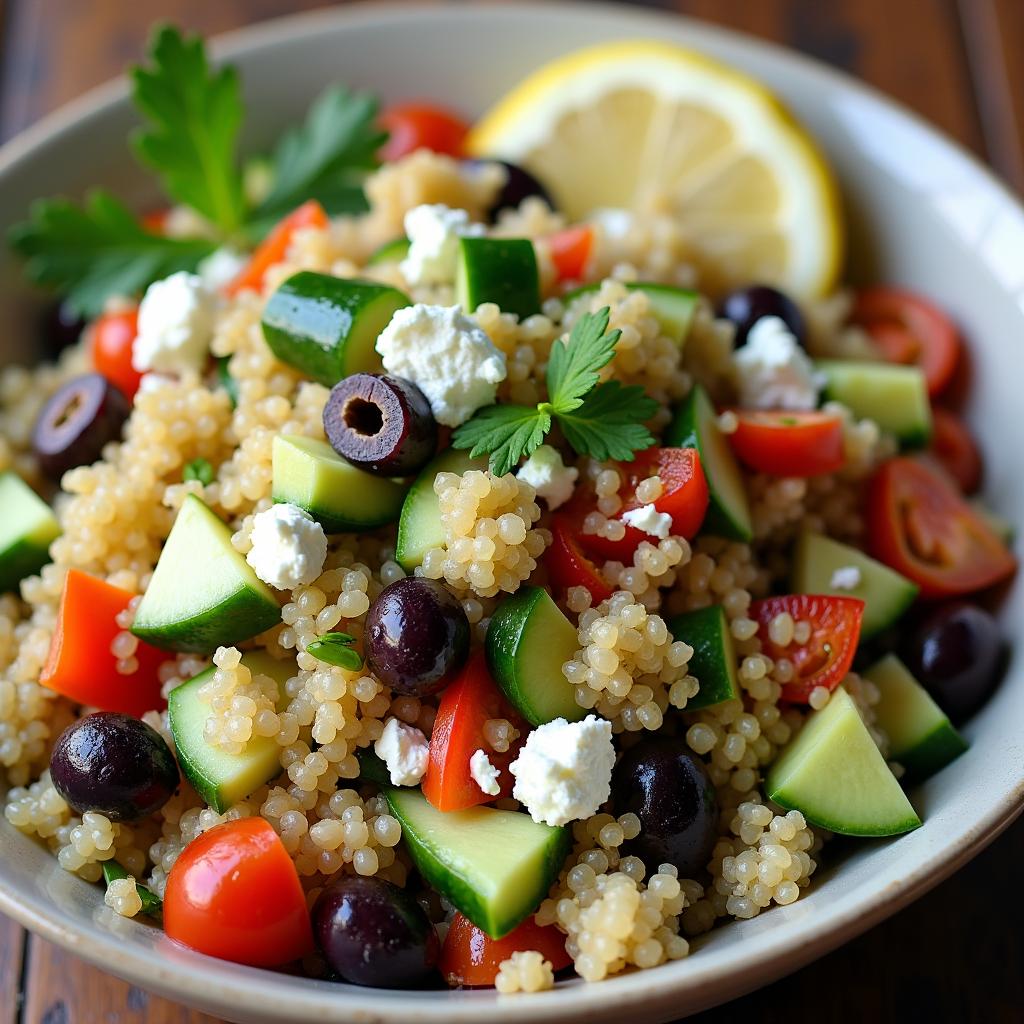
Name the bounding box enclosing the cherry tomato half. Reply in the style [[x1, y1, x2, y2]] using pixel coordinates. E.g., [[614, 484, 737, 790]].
[[378, 102, 470, 162], [727, 410, 845, 478], [750, 594, 865, 704], [547, 225, 595, 284], [164, 817, 313, 968], [421, 652, 525, 812], [850, 287, 961, 399], [546, 516, 614, 605], [90, 308, 142, 400], [440, 912, 571, 988], [928, 407, 983, 495], [866, 457, 1015, 599]]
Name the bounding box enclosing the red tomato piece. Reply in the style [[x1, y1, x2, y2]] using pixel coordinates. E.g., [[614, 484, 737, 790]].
[[727, 410, 845, 478], [440, 912, 571, 988], [421, 651, 525, 812], [545, 516, 614, 605], [164, 817, 313, 968], [850, 287, 961, 399], [750, 594, 865, 704], [547, 225, 594, 283], [90, 308, 142, 400], [40, 569, 167, 717], [225, 200, 329, 297], [928, 407, 983, 495], [866, 457, 1015, 598], [378, 102, 470, 162]]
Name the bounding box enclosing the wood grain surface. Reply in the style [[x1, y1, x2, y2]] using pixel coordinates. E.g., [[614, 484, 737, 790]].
[[1, 1, 1022, 1022]]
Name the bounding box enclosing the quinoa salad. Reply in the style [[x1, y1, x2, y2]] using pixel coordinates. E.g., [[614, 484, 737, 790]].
[[0, 30, 1017, 994]]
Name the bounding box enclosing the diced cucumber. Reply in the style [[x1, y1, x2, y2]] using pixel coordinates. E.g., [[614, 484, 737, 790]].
[[791, 531, 918, 638], [262, 271, 409, 386], [455, 237, 540, 320], [668, 605, 741, 710], [816, 360, 931, 447], [864, 654, 967, 781], [385, 787, 569, 939], [131, 495, 280, 653], [486, 586, 584, 725], [0, 471, 60, 592], [367, 237, 411, 265], [665, 385, 752, 541], [272, 434, 406, 533], [395, 448, 484, 571], [564, 282, 699, 346], [765, 686, 921, 836], [169, 652, 292, 812]]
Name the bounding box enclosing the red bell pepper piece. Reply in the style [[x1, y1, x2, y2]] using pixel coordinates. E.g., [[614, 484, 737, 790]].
[[545, 516, 614, 605], [547, 225, 594, 284]]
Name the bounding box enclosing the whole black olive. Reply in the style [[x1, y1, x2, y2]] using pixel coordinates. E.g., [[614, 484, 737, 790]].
[[718, 284, 807, 348], [467, 160, 555, 222]]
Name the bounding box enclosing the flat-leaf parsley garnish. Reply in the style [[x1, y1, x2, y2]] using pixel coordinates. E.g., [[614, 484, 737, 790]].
[[452, 307, 657, 476], [306, 632, 363, 672]]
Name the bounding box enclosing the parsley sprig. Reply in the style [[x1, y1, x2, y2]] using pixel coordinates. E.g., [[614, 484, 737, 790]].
[[453, 308, 658, 476], [306, 632, 363, 672]]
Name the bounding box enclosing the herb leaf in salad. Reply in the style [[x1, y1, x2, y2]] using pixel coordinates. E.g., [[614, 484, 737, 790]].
[[306, 632, 364, 671]]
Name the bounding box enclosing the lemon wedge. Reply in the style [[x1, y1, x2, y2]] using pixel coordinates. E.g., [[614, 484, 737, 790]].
[[467, 41, 843, 298]]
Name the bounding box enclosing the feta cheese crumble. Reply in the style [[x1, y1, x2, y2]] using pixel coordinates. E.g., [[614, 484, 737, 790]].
[[375, 304, 507, 427], [733, 315, 822, 411], [469, 749, 501, 796], [829, 565, 863, 590], [245, 503, 328, 591], [374, 718, 430, 787], [510, 715, 615, 827], [132, 271, 218, 374], [400, 204, 485, 286], [516, 445, 578, 510], [197, 247, 247, 291], [621, 503, 673, 539]]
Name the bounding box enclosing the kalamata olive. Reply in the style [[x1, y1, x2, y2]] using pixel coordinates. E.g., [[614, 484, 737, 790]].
[[468, 160, 555, 221], [313, 876, 439, 988], [323, 373, 437, 476], [611, 735, 717, 878], [365, 578, 469, 696], [40, 301, 86, 359], [903, 602, 1004, 723], [718, 284, 807, 348], [49, 712, 179, 821], [32, 373, 129, 480]]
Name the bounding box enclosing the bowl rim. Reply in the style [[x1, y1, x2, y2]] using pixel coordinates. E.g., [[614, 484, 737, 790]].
[[1, 2, 1023, 1020]]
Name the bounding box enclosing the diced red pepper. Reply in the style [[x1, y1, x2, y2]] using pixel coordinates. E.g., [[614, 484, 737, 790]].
[[378, 102, 470, 162], [727, 410, 845, 478], [545, 516, 614, 605], [547, 225, 594, 284]]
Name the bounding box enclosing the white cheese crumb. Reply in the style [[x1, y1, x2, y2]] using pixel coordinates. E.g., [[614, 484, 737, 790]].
[[132, 271, 218, 375], [245, 503, 328, 591], [469, 749, 501, 796], [374, 717, 430, 787], [516, 445, 578, 510], [197, 247, 247, 291], [590, 207, 635, 241], [733, 315, 822, 411], [829, 565, 863, 590], [621, 503, 673, 539], [400, 204, 485, 286], [375, 304, 507, 427], [510, 715, 615, 827]]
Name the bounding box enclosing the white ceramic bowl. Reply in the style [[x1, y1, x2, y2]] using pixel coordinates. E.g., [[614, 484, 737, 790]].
[[1, 4, 1022, 1022]]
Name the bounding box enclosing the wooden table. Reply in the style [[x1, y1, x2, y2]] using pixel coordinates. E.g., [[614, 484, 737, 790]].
[[2, 1, 1022, 1021]]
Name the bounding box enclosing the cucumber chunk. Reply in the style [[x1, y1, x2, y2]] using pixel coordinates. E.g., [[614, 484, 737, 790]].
[[169, 652, 292, 812], [272, 434, 407, 533], [385, 787, 569, 939], [792, 531, 918, 638], [816, 360, 931, 446], [0, 471, 60, 592], [395, 448, 484, 571], [864, 654, 967, 781], [668, 605, 741, 710], [766, 685, 921, 836], [132, 495, 280, 653], [486, 586, 584, 725], [665, 385, 753, 541], [367, 237, 411, 265], [456, 237, 541, 320], [262, 271, 409, 386], [564, 282, 698, 345]]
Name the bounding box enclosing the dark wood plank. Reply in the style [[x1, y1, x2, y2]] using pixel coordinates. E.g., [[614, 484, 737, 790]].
[[0, 913, 26, 1024]]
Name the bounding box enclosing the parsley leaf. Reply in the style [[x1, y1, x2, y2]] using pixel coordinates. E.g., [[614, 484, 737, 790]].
[[557, 381, 658, 462], [546, 307, 621, 414], [253, 86, 384, 226], [102, 861, 162, 917], [306, 632, 363, 672], [452, 403, 552, 478], [130, 25, 247, 234], [183, 458, 214, 485], [8, 191, 216, 318]]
